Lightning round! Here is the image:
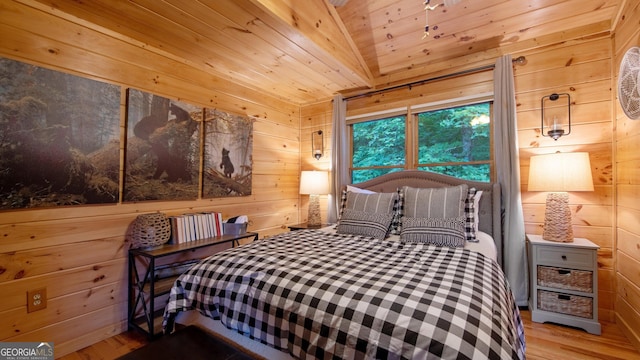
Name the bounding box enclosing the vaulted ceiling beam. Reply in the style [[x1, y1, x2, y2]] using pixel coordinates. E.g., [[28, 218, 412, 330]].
[[249, 0, 373, 90]]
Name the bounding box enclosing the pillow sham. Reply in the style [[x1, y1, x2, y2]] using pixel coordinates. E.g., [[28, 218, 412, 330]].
[[464, 188, 483, 242], [391, 187, 404, 235], [399, 216, 466, 247], [338, 189, 366, 219], [336, 208, 394, 240], [345, 190, 397, 213], [401, 184, 468, 219], [339, 186, 376, 220], [339, 189, 401, 235]]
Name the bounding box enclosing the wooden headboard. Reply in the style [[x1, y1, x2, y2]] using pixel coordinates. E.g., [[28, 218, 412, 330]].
[[351, 170, 502, 265]]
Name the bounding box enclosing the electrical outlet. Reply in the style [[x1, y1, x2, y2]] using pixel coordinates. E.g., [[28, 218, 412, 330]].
[[27, 288, 47, 313]]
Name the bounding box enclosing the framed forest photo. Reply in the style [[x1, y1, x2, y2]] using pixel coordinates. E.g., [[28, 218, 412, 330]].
[[124, 89, 201, 202], [0, 57, 121, 209], [202, 109, 253, 198]]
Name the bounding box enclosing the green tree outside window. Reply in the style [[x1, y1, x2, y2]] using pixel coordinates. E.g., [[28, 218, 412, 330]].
[[351, 102, 491, 183], [351, 116, 405, 183], [417, 103, 490, 182]]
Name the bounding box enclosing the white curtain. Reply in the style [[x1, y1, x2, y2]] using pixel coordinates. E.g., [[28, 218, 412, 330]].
[[494, 55, 528, 306], [328, 94, 349, 223]]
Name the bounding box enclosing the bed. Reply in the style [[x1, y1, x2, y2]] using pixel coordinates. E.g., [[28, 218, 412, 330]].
[[163, 170, 525, 359]]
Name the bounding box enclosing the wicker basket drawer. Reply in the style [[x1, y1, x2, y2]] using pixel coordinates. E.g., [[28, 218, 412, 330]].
[[537, 266, 593, 293], [537, 290, 593, 319]]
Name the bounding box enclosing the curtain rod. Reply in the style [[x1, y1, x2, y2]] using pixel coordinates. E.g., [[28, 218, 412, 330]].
[[344, 56, 526, 101]]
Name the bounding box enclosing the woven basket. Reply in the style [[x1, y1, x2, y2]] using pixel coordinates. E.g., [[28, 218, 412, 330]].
[[129, 212, 171, 249], [537, 266, 593, 293], [537, 290, 593, 318]]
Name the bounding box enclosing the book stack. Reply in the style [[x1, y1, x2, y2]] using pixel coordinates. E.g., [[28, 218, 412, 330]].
[[168, 212, 224, 244]]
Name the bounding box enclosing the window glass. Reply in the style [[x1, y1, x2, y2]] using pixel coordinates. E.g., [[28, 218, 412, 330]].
[[351, 116, 405, 183], [417, 164, 490, 182], [352, 168, 402, 184], [416, 103, 491, 182], [349, 102, 491, 183]]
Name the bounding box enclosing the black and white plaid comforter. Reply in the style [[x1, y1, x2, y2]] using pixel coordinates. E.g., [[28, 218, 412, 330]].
[[163, 230, 525, 360]]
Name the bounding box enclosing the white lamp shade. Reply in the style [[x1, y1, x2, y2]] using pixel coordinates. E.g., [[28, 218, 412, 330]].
[[300, 171, 330, 195], [528, 152, 594, 192]]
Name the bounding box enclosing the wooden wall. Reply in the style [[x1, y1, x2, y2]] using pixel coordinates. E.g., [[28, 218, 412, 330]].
[[0, 1, 301, 357], [0, 0, 636, 357], [613, 0, 640, 350], [516, 34, 616, 322], [300, 100, 333, 224]]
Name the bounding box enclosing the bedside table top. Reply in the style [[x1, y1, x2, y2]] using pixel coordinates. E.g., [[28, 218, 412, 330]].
[[526, 234, 599, 250]]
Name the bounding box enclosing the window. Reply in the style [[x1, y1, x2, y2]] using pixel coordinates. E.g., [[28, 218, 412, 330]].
[[351, 115, 405, 183], [416, 102, 491, 182], [349, 101, 492, 183]]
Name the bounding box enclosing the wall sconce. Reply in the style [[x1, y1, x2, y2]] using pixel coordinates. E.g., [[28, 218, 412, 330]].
[[528, 152, 594, 242], [541, 93, 571, 140], [312, 130, 323, 160]]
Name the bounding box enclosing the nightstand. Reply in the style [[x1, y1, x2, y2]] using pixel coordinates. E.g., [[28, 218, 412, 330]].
[[527, 234, 600, 335], [288, 223, 331, 231]]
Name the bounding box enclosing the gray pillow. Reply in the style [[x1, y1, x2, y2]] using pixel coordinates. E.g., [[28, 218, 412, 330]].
[[337, 208, 394, 240], [344, 191, 398, 215], [399, 216, 466, 247], [340, 189, 402, 235], [401, 184, 468, 219]]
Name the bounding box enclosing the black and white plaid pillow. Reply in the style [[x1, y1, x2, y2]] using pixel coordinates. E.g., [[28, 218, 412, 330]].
[[391, 188, 404, 235], [339, 189, 349, 218], [465, 188, 478, 242], [399, 216, 466, 247], [336, 208, 394, 240]]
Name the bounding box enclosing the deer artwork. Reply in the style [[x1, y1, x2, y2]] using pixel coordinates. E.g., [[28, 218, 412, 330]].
[[219, 147, 234, 178]]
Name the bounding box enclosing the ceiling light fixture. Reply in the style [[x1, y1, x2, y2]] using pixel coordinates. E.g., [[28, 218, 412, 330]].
[[328, 0, 349, 6], [423, 0, 463, 39]]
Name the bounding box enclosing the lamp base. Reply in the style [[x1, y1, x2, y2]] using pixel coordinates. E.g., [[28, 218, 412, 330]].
[[542, 192, 573, 242], [307, 194, 322, 227]]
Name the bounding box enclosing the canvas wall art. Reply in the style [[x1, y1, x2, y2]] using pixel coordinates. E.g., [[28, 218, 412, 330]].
[[0, 57, 121, 209], [124, 89, 201, 202], [202, 109, 253, 198]]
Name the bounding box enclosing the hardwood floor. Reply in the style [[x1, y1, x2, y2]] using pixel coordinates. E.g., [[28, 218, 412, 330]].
[[58, 330, 148, 360], [61, 310, 640, 360], [521, 311, 640, 360]]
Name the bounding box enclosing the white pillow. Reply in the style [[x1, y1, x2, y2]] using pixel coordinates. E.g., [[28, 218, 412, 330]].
[[346, 185, 376, 194]]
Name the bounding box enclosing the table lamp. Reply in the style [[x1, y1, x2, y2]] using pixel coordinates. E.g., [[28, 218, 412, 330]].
[[300, 171, 329, 227], [528, 152, 594, 242]]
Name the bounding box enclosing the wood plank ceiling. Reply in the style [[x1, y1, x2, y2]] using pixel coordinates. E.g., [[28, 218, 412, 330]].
[[25, 0, 623, 105]]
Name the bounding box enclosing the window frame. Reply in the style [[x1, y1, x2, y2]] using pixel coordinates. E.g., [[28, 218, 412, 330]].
[[347, 108, 408, 181], [348, 95, 495, 183]]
